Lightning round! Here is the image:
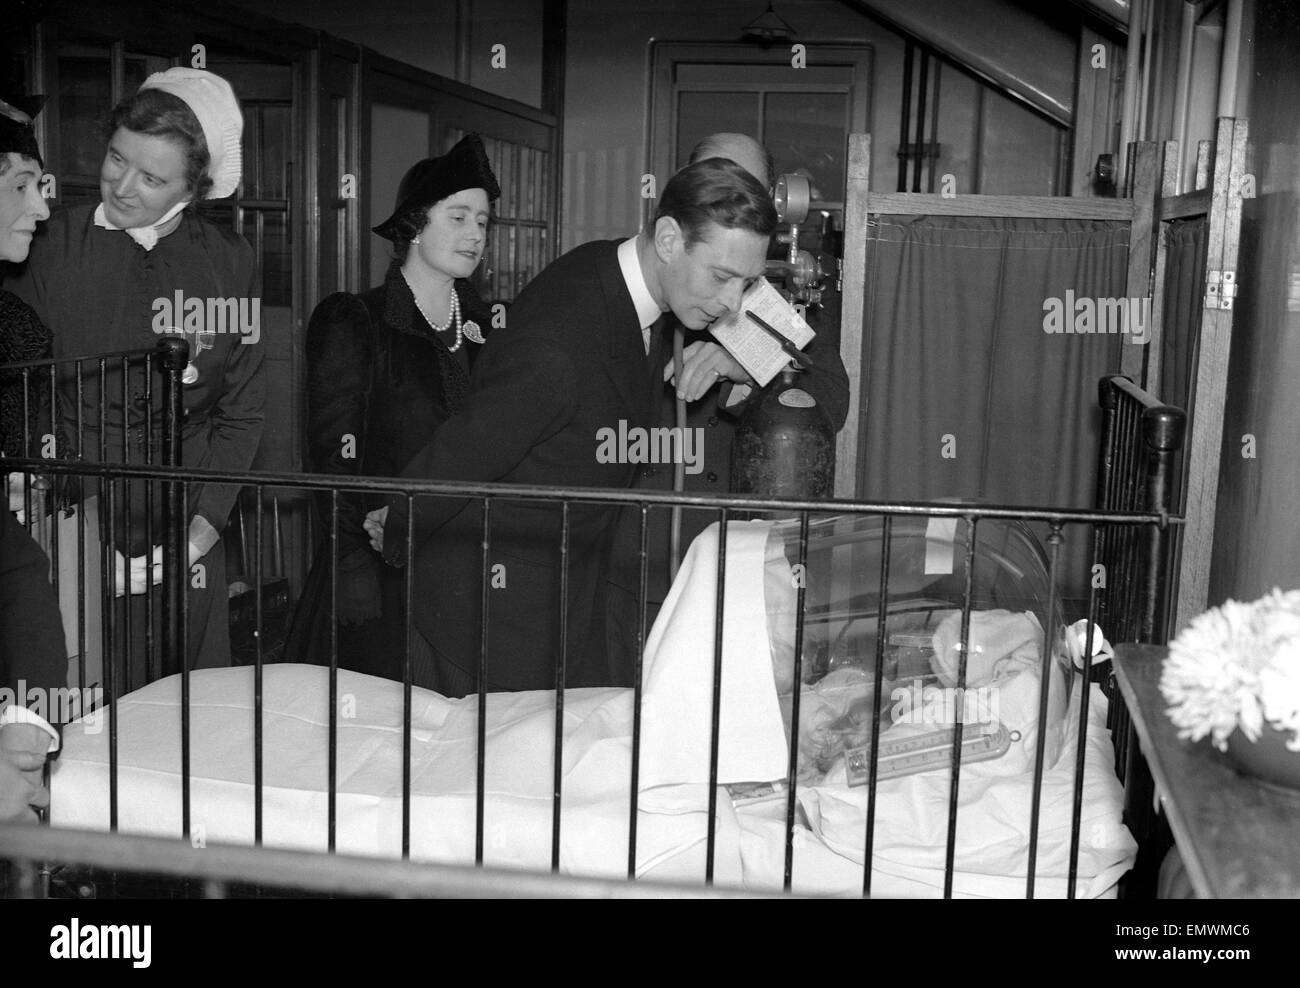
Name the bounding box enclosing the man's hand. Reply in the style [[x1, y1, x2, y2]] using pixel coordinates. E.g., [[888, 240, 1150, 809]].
[[364, 506, 389, 554], [664, 341, 752, 402], [0, 723, 54, 824]]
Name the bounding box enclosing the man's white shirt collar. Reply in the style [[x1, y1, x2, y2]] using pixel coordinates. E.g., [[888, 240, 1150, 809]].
[[617, 236, 664, 352]]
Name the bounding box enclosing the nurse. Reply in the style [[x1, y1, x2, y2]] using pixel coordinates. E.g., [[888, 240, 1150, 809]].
[[9, 68, 264, 679]]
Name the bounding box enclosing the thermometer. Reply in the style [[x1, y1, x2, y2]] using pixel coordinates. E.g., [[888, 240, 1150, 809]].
[[844, 721, 1018, 787]]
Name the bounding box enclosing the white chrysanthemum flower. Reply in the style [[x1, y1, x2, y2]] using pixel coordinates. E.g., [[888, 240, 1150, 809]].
[[1160, 588, 1300, 751]]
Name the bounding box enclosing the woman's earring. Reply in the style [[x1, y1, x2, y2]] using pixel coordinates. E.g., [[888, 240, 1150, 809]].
[[411, 236, 421, 245]]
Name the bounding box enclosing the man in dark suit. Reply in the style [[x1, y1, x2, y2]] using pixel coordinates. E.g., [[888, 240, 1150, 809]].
[[605, 135, 851, 673], [366, 158, 778, 695]]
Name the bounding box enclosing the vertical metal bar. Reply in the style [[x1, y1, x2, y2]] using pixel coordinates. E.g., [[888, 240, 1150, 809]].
[[863, 513, 892, 897], [476, 498, 491, 865], [98, 357, 119, 835], [627, 503, 649, 879], [1141, 406, 1185, 644], [19, 369, 35, 539], [942, 514, 978, 899], [1094, 380, 1118, 646], [158, 338, 186, 683], [143, 356, 155, 683], [19, 366, 30, 456], [402, 492, 415, 859], [254, 486, 265, 846], [782, 510, 811, 891], [1026, 521, 1063, 899], [44, 363, 60, 650], [119, 356, 133, 694], [551, 501, 571, 873], [157, 339, 189, 840], [913, 50, 929, 193], [705, 508, 729, 884], [898, 42, 914, 192], [180, 480, 191, 847], [75, 360, 87, 693], [103, 472, 118, 833], [328, 488, 340, 854], [1069, 525, 1103, 899]]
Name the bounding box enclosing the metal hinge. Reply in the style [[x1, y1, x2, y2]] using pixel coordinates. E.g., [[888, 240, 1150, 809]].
[[1204, 270, 1238, 310]]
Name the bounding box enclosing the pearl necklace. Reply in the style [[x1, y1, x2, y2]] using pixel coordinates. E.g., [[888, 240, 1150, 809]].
[[406, 275, 464, 353]]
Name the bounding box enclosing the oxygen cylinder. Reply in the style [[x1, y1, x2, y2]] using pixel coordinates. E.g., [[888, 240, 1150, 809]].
[[731, 366, 835, 498]]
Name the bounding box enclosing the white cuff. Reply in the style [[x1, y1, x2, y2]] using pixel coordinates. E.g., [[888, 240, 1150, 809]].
[[723, 383, 752, 408]]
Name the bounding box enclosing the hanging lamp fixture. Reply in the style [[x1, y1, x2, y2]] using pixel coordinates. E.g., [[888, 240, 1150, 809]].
[[742, 1, 796, 47]]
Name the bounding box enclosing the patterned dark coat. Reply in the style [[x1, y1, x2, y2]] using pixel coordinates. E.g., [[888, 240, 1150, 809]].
[[284, 263, 492, 679]]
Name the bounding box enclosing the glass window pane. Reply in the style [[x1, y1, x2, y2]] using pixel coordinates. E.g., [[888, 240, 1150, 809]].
[[676, 91, 760, 170], [259, 210, 292, 307], [763, 91, 848, 201], [260, 104, 290, 199], [57, 50, 112, 180]]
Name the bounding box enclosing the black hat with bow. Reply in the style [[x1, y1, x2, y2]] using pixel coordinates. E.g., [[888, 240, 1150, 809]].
[[0, 95, 45, 168], [372, 133, 500, 242]]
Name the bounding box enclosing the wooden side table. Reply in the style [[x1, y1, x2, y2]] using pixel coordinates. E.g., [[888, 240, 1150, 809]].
[[1113, 643, 1300, 898]]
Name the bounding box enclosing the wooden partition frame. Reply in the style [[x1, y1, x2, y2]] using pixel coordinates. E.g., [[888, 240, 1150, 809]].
[[835, 133, 1161, 498], [836, 121, 1246, 638], [1146, 119, 1248, 634]]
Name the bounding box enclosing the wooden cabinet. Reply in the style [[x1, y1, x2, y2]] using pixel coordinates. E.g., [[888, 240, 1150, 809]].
[[1114, 643, 1300, 898]]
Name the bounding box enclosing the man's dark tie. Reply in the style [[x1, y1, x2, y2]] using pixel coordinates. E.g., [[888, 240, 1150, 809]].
[[644, 313, 672, 422]]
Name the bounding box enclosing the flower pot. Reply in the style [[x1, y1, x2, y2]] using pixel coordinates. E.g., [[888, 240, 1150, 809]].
[[1224, 723, 1300, 791]]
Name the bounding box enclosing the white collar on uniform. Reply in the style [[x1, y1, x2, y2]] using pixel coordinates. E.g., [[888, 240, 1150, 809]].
[[93, 200, 188, 251], [617, 236, 665, 345]]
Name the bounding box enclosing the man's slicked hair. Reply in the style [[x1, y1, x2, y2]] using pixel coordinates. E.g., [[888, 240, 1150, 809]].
[[654, 158, 778, 249]]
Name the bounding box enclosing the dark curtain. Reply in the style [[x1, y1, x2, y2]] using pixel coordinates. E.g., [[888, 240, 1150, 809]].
[[1157, 217, 1207, 515], [1159, 217, 1207, 417], [856, 215, 1134, 608]]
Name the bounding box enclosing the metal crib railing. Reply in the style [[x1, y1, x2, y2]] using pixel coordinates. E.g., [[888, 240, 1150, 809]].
[[1092, 374, 1187, 899], [0, 354, 1187, 900], [1, 337, 190, 694], [4, 473, 1184, 899]]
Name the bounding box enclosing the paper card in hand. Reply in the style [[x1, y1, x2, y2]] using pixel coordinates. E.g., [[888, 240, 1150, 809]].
[[708, 278, 815, 386]]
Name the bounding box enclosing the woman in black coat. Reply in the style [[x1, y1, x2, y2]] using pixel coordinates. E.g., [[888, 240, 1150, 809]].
[[284, 134, 499, 685]]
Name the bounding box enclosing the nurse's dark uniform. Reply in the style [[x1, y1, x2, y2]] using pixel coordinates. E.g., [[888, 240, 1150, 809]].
[[8, 202, 265, 681]]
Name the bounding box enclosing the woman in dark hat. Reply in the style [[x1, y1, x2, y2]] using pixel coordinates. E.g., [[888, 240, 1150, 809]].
[[284, 133, 499, 683], [0, 95, 67, 821], [0, 96, 52, 462]]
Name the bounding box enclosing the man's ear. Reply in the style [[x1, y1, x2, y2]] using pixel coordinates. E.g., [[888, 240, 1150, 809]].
[[652, 215, 683, 264]]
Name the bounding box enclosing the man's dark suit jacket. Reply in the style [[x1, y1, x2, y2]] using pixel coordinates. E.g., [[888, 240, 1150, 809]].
[[382, 239, 658, 691], [604, 281, 852, 673], [1, 509, 67, 701]]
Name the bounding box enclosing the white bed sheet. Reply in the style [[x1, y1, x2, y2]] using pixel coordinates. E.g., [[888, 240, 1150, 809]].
[[50, 664, 748, 884], [49, 521, 1136, 896]]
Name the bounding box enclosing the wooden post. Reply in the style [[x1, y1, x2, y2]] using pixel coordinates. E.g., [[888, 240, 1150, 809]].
[[1144, 139, 1182, 398], [1121, 141, 1160, 384], [836, 133, 870, 498], [1174, 117, 1247, 633]]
